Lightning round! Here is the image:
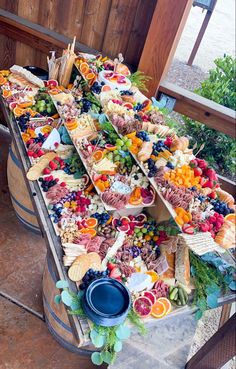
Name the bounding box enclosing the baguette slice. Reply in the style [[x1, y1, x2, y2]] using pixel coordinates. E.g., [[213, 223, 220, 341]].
[[175, 243, 190, 288]]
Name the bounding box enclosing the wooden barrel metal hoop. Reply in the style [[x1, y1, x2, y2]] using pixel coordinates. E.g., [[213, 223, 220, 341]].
[[43, 252, 94, 355], [7, 143, 40, 234]]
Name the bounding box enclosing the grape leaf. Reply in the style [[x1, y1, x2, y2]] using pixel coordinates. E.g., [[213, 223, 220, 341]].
[[115, 324, 131, 340], [91, 352, 103, 366], [61, 290, 73, 306], [101, 351, 112, 365], [54, 294, 61, 304], [56, 280, 69, 289], [114, 340, 122, 352]]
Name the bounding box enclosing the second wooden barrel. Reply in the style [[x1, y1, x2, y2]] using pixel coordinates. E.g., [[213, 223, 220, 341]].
[[43, 252, 94, 355], [7, 143, 40, 234]]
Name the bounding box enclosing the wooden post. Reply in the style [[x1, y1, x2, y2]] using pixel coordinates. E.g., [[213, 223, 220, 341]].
[[138, 0, 192, 97], [187, 1, 217, 66], [185, 313, 236, 369]]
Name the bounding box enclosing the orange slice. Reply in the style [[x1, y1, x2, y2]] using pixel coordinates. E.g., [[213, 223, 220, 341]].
[[85, 218, 98, 229], [145, 270, 159, 283], [13, 107, 26, 117], [79, 228, 97, 238], [157, 297, 172, 315], [225, 213, 236, 224], [92, 150, 104, 162], [2, 89, 12, 98], [0, 70, 10, 77], [86, 72, 96, 81], [151, 300, 166, 318], [106, 215, 113, 225], [101, 85, 111, 92], [66, 120, 78, 130], [115, 63, 131, 76], [18, 101, 33, 108], [80, 62, 89, 75], [0, 75, 7, 85]]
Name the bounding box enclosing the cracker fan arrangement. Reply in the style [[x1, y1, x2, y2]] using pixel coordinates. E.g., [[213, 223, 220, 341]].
[[1, 43, 235, 366]]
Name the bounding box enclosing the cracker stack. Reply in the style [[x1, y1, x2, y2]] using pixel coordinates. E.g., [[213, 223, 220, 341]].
[[178, 232, 220, 256]]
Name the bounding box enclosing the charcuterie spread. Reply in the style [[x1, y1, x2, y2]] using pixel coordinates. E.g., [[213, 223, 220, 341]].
[[0, 43, 235, 366]]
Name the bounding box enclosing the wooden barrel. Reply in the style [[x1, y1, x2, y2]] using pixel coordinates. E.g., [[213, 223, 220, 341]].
[[43, 252, 94, 355], [7, 143, 41, 234]]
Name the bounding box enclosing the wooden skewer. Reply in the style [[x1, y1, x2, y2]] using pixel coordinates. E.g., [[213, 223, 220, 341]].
[[195, 143, 205, 156]]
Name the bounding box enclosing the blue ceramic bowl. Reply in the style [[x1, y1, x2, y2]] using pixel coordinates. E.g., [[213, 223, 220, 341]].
[[82, 278, 131, 327]]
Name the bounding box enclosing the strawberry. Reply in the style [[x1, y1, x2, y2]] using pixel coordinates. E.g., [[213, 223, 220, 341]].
[[200, 177, 209, 187], [197, 158, 208, 169], [202, 179, 214, 189], [204, 168, 217, 181], [27, 150, 34, 157], [33, 153, 38, 158], [49, 161, 58, 170], [54, 142, 59, 148], [194, 167, 202, 176], [110, 267, 122, 279], [101, 175, 107, 181], [43, 167, 51, 175], [208, 191, 217, 199], [115, 276, 123, 283], [93, 174, 102, 182], [164, 136, 173, 147], [60, 182, 66, 187], [107, 262, 116, 271], [37, 149, 44, 157], [190, 159, 198, 168], [182, 224, 195, 234]]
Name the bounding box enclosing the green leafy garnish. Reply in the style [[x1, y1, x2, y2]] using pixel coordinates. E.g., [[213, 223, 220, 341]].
[[127, 71, 152, 92]]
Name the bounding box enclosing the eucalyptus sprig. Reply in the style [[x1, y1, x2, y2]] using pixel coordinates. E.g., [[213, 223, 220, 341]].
[[127, 71, 152, 92], [55, 280, 149, 366]]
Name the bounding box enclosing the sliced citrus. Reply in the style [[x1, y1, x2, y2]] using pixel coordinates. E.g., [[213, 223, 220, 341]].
[[2, 89, 12, 98], [0, 75, 7, 85], [133, 296, 152, 318], [101, 85, 111, 92], [79, 228, 97, 238], [123, 102, 133, 110], [151, 300, 166, 318], [66, 120, 78, 130], [157, 297, 172, 315], [145, 270, 159, 283], [106, 215, 113, 225], [86, 72, 96, 81], [18, 101, 33, 108], [115, 63, 131, 76], [13, 107, 26, 117], [225, 213, 236, 224], [80, 62, 89, 75], [92, 150, 104, 162], [0, 70, 10, 77], [142, 291, 156, 305], [85, 218, 98, 229]]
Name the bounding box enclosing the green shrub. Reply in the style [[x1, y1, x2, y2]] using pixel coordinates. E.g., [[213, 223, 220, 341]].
[[177, 55, 236, 179]]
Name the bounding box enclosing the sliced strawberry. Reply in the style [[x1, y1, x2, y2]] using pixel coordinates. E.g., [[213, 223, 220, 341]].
[[49, 161, 58, 170], [107, 262, 116, 271], [208, 191, 217, 199], [194, 167, 202, 177], [182, 224, 195, 234], [202, 179, 214, 189], [109, 267, 122, 279]]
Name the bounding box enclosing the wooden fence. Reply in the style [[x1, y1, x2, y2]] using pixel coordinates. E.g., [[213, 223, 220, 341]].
[[0, 0, 157, 70]]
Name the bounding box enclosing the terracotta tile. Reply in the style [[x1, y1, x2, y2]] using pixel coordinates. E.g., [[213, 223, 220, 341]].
[[0, 297, 106, 369], [0, 128, 46, 314]]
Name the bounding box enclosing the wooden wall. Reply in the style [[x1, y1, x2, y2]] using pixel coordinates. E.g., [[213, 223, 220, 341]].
[[0, 0, 157, 70]]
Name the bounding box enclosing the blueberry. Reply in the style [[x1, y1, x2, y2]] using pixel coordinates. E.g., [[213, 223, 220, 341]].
[[80, 283, 86, 290]]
